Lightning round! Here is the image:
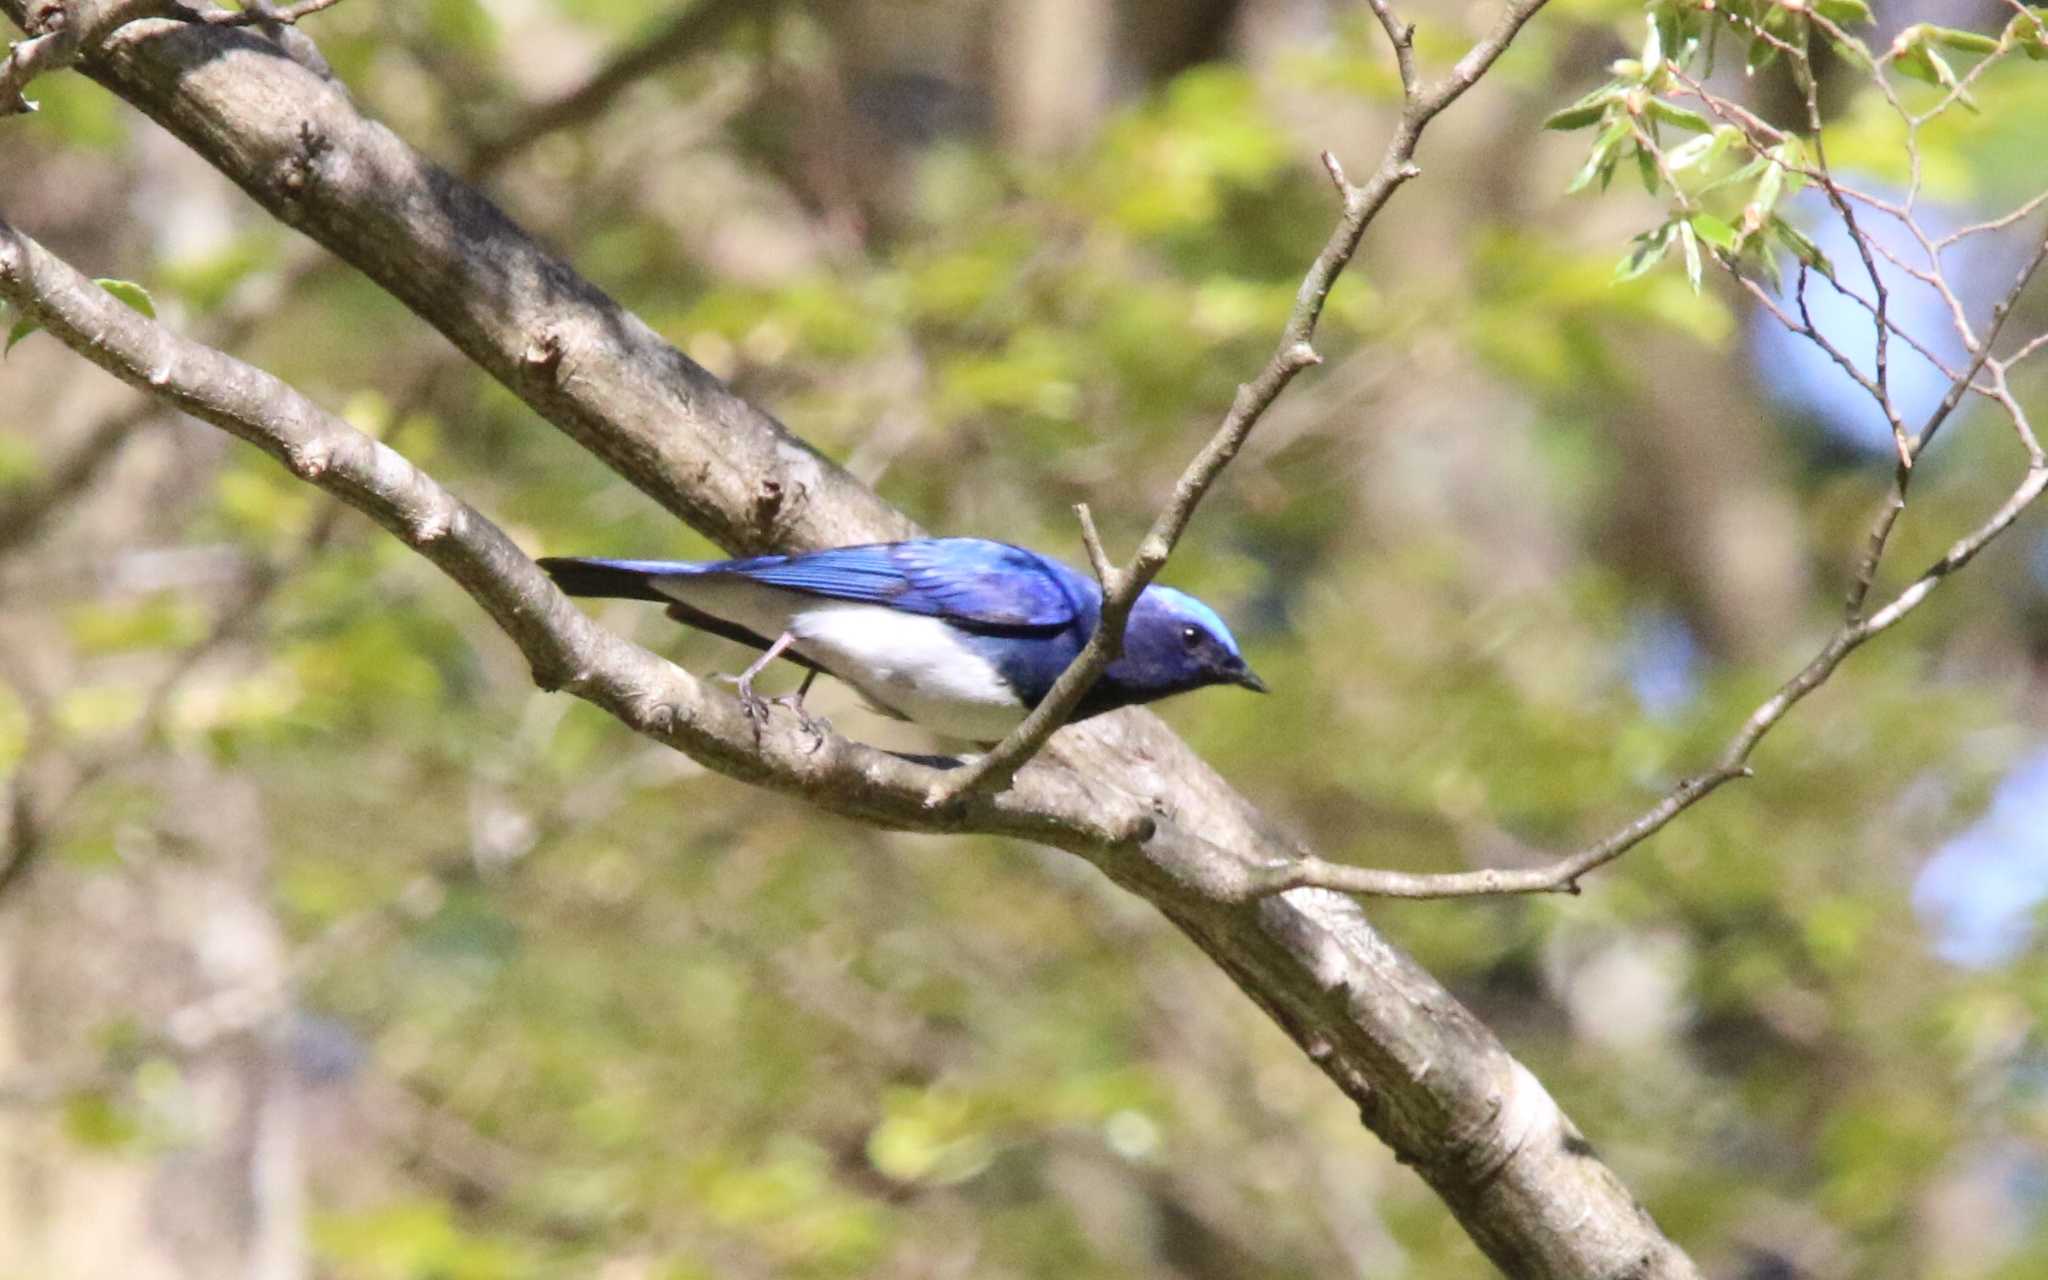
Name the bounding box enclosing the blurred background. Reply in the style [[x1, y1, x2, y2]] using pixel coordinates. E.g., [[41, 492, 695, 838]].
[[3, 0, 2047, 1276]]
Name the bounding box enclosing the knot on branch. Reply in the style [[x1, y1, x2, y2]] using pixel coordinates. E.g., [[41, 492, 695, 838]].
[[274, 118, 330, 210], [282, 438, 332, 480], [920, 773, 972, 814], [532, 662, 596, 697], [404, 503, 458, 546], [1110, 809, 1158, 847], [522, 328, 565, 380], [25, 1, 67, 37], [751, 477, 786, 536]]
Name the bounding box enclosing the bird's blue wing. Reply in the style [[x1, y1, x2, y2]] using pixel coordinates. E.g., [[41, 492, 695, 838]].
[[721, 539, 1087, 633]]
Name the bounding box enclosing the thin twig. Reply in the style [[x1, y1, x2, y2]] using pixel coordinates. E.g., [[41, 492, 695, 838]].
[[466, 0, 756, 176], [1247, 453, 2048, 901], [927, 0, 1553, 806], [1842, 229, 2048, 618], [2006, 328, 2048, 370], [1936, 187, 2048, 249], [0, 402, 156, 556], [1, 0, 176, 114], [1364, 0, 1417, 99], [1785, 30, 1909, 467], [1250, 223, 2048, 899]]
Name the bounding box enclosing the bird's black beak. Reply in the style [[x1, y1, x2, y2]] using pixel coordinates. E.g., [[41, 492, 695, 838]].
[[1235, 668, 1269, 694]]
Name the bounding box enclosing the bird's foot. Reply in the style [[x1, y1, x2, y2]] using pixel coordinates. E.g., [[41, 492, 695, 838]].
[[769, 693, 831, 751], [716, 672, 771, 727]]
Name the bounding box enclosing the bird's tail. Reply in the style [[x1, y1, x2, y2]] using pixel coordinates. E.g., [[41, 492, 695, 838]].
[[537, 557, 700, 603]]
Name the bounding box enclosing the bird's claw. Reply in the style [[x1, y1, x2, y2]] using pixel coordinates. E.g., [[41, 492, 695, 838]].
[[717, 678, 828, 749], [717, 673, 771, 726], [770, 694, 831, 751]]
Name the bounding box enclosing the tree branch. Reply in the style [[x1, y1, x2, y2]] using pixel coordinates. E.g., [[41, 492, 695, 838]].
[[0, 206, 1699, 1276], [466, 0, 757, 177], [1255, 223, 2048, 900], [0, 4, 1706, 1272], [931, 0, 1554, 802], [0, 0, 170, 112]]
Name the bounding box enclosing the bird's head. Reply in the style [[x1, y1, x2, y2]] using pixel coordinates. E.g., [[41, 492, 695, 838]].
[[1105, 586, 1267, 703]]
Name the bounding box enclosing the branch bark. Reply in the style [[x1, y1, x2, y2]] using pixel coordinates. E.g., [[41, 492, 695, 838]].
[[0, 4, 1700, 1273]]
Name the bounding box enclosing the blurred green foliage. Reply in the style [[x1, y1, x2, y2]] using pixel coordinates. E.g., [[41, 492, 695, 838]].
[[5, 1, 2048, 1277]]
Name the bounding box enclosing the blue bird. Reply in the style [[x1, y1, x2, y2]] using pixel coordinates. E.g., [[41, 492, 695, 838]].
[[538, 538, 1265, 741]]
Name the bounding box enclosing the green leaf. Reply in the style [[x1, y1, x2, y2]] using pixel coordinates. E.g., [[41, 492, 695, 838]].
[[1543, 101, 1611, 132], [1826, 32, 1877, 69], [1679, 219, 1703, 293], [1752, 237, 1785, 293], [93, 278, 155, 319], [1689, 212, 1740, 253], [9, 280, 155, 356], [1753, 153, 1785, 223], [4, 313, 36, 356], [1664, 131, 1718, 172], [2013, 10, 2048, 60], [1890, 26, 1973, 107], [1926, 25, 2000, 56], [1614, 223, 1675, 284], [1889, 22, 1933, 74], [1566, 119, 1630, 194], [1650, 16, 1677, 74], [1645, 98, 1713, 134], [1635, 144, 1660, 195], [1814, 0, 1874, 27], [1769, 216, 1833, 275], [1774, 137, 1809, 196], [1698, 151, 1769, 196], [1545, 81, 1624, 131]]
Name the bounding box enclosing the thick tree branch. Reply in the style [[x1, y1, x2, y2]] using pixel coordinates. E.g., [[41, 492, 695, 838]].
[[0, 4, 1703, 1273], [0, 215, 1133, 852]]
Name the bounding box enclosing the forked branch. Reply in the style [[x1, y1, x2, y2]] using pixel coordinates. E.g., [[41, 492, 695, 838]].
[[930, 0, 1554, 804]]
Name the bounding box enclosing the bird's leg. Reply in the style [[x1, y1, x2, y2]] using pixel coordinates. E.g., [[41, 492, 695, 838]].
[[768, 668, 831, 749], [769, 668, 817, 713], [719, 632, 797, 725]]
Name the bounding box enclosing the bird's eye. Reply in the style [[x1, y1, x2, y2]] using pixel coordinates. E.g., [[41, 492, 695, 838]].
[[1180, 625, 1202, 648]]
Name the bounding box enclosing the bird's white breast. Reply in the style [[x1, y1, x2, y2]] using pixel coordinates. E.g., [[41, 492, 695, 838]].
[[653, 578, 1029, 741]]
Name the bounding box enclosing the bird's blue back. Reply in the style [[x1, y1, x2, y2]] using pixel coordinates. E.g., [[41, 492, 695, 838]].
[[600, 539, 1100, 635]]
